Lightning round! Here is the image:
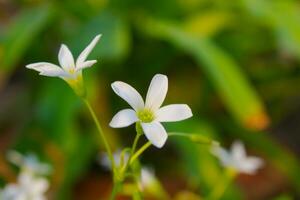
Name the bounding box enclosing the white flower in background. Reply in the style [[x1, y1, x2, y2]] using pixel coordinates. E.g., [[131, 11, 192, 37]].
[[140, 167, 156, 189], [1, 172, 49, 200], [7, 151, 51, 175], [99, 150, 129, 170], [99, 152, 159, 194], [0, 151, 50, 200], [99, 151, 155, 187], [26, 34, 101, 97], [211, 140, 264, 175], [109, 74, 193, 148]]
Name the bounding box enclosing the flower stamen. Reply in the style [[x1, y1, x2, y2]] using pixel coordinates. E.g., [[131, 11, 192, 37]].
[[137, 109, 155, 123], [68, 68, 75, 74]]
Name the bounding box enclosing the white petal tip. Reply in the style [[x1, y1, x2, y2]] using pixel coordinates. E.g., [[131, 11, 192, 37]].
[[185, 105, 193, 118], [93, 34, 102, 43], [152, 136, 168, 148], [26, 63, 39, 69], [109, 122, 117, 128], [111, 81, 122, 90], [154, 142, 165, 148], [154, 73, 167, 78], [60, 44, 68, 49], [153, 74, 168, 82]]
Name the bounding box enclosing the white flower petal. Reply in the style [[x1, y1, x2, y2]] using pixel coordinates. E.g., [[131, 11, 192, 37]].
[[140, 167, 155, 188], [211, 145, 233, 167], [145, 74, 168, 111], [109, 109, 138, 128], [76, 34, 101, 68], [141, 121, 168, 148], [156, 104, 192, 122], [7, 151, 23, 166], [212, 141, 264, 175], [101, 150, 130, 170], [26, 62, 67, 77], [31, 178, 49, 194], [58, 44, 75, 71], [231, 140, 246, 161], [33, 196, 46, 200], [111, 81, 144, 111], [1, 184, 20, 199], [240, 157, 264, 174], [76, 60, 97, 71]]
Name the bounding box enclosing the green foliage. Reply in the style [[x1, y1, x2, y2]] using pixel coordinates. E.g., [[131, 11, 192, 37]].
[[1, 0, 300, 199], [137, 17, 269, 130], [242, 0, 300, 59], [1, 4, 54, 72], [67, 11, 131, 61]]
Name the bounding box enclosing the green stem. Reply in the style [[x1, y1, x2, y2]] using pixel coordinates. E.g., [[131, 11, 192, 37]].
[[132, 187, 143, 200], [168, 132, 218, 145], [131, 132, 141, 156], [83, 99, 115, 170], [130, 142, 152, 165], [206, 168, 237, 200], [110, 181, 122, 200], [121, 124, 142, 174]]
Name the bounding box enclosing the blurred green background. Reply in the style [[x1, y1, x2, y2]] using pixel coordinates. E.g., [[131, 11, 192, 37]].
[[1, 0, 300, 199]]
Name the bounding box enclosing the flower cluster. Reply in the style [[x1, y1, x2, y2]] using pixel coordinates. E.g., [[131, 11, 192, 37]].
[[25, 34, 265, 199], [0, 151, 51, 200]]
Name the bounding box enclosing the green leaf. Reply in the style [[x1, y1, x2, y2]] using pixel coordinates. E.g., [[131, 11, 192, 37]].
[[182, 11, 232, 38], [1, 4, 54, 71], [68, 11, 131, 62], [242, 0, 300, 60]]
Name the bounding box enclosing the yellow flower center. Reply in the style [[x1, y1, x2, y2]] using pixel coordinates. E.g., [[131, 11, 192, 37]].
[[137, 109, 155, 123], [64, 73, 86, 98], [68, 68, 75, 74]]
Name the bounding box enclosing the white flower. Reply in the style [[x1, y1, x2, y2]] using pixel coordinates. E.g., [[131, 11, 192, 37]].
[[1, 172, 49, 200], [26, 34, 101, 96], [140, 167, 156, 189], [1, 151, 50, 200], [109, 74, 193, 148], [7, 151, 51, 175], [99, 150, 129, 170], [211, 140, 264, 175]]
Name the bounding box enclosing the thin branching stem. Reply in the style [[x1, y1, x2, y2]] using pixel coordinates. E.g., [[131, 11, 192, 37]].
[[109, 181, 122, 200], [83, 99, 115, 171], [121, 124, 142, 174], [130, 142, 152, 165]]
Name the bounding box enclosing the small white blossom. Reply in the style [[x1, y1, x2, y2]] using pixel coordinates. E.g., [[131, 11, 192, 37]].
[[1, 172, 49, 200], [99, 150, 129, 170], [100, 153, 157, 192], [140, 167, 156, 189], [211, 140, 264, 175], [109, 74, 193, 148], [1, 151, 50, 200], [7, 151, 51, 175], [26, 34, 101, 96]]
